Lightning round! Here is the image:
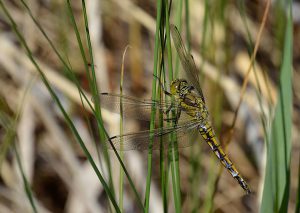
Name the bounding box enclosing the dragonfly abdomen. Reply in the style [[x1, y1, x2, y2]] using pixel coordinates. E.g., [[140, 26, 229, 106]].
[[199, 126, 251, 194]]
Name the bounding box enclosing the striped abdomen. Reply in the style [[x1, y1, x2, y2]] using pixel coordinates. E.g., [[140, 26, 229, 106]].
[[199, 125, 251, 194]]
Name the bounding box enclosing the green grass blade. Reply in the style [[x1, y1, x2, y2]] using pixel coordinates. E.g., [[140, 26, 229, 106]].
[[13, 143, 38, 213], [118, 45, 130, 211], [198, 0, 209, 84], [184, 0, 191, 51], [166, 10, 182, 213], [157, 21, 168, 213], [79, 0, 117, 202], [296, 153, 300, 213], [174, 0, 183, 78], [144, 0, 162, 212], [260, 1, 293, 212]]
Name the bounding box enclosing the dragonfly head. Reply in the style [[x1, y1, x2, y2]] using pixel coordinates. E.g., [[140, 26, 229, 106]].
[[170, 79, 190, 95]]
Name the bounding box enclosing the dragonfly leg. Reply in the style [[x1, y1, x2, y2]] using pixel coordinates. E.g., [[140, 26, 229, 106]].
[[163, 106, 181, 124], [163, 117, 177, 123], [175, 108, 181, 124], [153, 74, 172, 96], [165, 103, 173, 114]]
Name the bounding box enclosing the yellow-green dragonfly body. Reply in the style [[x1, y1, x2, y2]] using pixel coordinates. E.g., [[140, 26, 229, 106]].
[[169, 79, 250, 194], [99, 25, 250, 194]]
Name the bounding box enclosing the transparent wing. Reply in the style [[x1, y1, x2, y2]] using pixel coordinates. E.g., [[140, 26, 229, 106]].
[[170, 24, 205, 103], [107, 120, 201, 150], [97, 93, 179, 121]]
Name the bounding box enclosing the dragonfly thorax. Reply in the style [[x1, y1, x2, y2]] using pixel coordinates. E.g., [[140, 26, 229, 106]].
[[170, 79, 209, 122]]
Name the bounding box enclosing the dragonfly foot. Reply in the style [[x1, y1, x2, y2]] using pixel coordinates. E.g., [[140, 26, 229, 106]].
[[163, 117, 177, 123]]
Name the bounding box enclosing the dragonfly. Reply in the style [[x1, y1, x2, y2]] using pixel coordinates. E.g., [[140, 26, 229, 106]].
[[98, 24, 251, 194]]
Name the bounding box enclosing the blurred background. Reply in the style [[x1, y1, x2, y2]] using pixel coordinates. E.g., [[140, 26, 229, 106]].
[[0, 0, 299, 212]]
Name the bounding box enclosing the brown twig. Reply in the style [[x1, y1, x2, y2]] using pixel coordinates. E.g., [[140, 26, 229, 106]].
[[226, 0, 271, 146]]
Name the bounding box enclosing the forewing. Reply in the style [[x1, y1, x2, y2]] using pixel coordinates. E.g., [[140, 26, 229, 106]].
[[107, 120, 201, 150], [170, 25, 205, 103], [97, 93, 178, 121]]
